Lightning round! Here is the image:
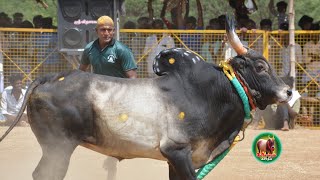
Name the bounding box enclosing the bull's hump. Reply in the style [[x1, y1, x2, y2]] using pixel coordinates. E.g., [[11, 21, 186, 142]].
[[153, 48, 204, 76]]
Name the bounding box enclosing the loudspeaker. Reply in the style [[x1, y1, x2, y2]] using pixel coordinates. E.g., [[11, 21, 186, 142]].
[[58, 0, 116, 52]]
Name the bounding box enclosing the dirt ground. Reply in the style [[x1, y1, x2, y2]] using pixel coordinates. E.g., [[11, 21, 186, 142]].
[[0, 127, 319, 180]]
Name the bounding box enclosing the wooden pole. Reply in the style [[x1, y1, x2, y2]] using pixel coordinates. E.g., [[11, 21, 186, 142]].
[[288, 0, 296, 89]]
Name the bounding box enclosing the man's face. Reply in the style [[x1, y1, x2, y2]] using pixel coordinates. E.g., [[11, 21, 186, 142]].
[[96, 24, 115, 44], [261, 25, 272, 31], [277, 6, 286, 13], [303, 22, 313, 30], [13, 80, 22, 90], [14, 16, 23, 24], [185, 22, 195, 30], [153, 23, 163, 29]]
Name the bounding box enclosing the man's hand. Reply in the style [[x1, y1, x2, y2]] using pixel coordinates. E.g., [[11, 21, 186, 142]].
[[36, 0, 48, 9], [125, 70, 137, 79], [79, 64, 90, 72]]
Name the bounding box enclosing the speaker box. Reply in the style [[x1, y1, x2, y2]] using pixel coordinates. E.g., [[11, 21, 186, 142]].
[[58, 0, 115, 52]]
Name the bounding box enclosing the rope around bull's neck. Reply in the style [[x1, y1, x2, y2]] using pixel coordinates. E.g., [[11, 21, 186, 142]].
[[219, 61, 252, 120], [196, 61, 253, 180]]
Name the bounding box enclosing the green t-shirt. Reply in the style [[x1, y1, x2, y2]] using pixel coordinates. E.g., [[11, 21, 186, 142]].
[[81, 39, 137, 78]]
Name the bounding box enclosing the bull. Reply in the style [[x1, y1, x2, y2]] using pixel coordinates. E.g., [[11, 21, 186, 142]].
[[257, 136, 275, 155], [0, 17, 291, 180]]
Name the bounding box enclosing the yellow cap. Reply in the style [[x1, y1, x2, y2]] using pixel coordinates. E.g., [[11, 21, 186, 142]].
[[96, 15, 114, 28]]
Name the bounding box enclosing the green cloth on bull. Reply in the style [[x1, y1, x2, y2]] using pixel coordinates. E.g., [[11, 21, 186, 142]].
[[81, 38, 137, 78]]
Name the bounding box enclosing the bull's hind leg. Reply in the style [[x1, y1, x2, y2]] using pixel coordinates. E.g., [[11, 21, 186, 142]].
[[32, 138, 78, 180], [160, 140, 196, 180]]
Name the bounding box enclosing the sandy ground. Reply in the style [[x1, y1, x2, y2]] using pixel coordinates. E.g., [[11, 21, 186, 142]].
[[0, 127, 320, 180]]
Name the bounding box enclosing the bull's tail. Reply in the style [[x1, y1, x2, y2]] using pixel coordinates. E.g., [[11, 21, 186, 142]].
[[0, 78, 43, 142]]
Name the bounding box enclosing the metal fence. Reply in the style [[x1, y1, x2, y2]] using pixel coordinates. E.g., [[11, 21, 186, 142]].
[[0, 28, 71, 87], [0, 28, 319, 127]]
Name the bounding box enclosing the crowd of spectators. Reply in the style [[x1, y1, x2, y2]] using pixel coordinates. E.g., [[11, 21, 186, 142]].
[[122, 0, 319, 89], [0, 12, 66, 87], [0, 12, 55, 29]]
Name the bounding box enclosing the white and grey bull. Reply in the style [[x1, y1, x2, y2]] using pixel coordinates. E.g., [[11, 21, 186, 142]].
[[257, 137, 275, 155], [0, 17, 292, 180]]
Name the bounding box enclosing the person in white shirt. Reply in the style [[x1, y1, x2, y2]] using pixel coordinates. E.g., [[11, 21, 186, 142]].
[[302, 34, 320, 67], [301, 34, 320, 96], [143, 19, 175, 77], [200, 22, 226, 65], [0, 74, 28, 126], [279, 29, 303, 76]]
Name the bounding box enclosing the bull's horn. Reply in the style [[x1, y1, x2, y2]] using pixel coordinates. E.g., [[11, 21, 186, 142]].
[[225, 16, 247, 55]]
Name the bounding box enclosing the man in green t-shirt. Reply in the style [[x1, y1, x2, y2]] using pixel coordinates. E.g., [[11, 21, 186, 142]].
[[79, 15, 137, 78], [79, 15, 137, 180]]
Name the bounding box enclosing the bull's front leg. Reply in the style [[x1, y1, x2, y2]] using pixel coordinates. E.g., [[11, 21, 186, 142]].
[[160, 139, 197, 180]]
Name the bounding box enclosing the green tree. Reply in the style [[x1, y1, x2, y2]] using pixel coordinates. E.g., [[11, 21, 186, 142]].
[[123, 0, 320, 30], [1, 0, 319, 30]]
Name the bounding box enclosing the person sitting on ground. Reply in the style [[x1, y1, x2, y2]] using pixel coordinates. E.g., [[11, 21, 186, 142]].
[[251, 76, 301, 131], [1, 74, 28, 126]]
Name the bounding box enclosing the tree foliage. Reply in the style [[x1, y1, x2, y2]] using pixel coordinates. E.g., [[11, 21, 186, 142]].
[[122, 0, 320, 29], [0, 0, 319, 29]]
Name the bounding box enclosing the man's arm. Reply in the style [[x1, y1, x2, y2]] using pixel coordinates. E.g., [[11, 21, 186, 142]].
[[147, 0, 154, 21], [79, 64, 90, 71], [176, 2, 184, 29], [184, 0, 190, 21], [125, 70, 137, 79], [160, 0, 173, 29], [268, 0, 277, 16], [196, 0, 204, 28], [118, 46, 138, 78], [79, 47, 91, 71]]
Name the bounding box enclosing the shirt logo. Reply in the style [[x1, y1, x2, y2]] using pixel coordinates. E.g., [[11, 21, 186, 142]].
[[107, 55, 116, 63]]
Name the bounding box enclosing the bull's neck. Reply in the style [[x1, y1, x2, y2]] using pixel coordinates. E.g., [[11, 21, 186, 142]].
[[219, 61, 255, 120]]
